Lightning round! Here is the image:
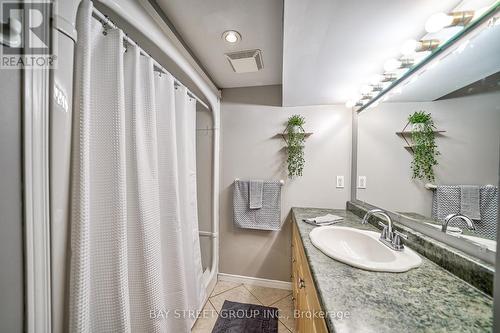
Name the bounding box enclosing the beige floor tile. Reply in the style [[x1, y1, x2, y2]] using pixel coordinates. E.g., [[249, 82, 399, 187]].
[[191, 300, 218, 333], [244, 285, 291, 306], [209, 285, 262, 312], [273, 295, 295, 333], [211, 280, 242, 297], [278, 320, 292, 333]]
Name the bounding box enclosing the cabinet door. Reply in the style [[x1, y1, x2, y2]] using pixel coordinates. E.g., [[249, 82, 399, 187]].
[[292, 221, 329, 333]]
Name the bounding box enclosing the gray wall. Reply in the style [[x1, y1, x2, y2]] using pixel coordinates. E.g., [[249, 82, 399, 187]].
[[220, 85, 351, 281], [0, 58, 24, 332], [357, 92, 500, 216]]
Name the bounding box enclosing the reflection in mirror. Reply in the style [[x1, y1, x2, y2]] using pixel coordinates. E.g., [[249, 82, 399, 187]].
[[356, 4, 500, 256]]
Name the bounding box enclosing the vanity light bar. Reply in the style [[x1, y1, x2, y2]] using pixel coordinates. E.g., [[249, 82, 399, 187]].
[[448, 11, 475, 27], [402, 39, 441, 55], [425, 11, 475, 33], [445, 10, 475, 28], [416, 39, 441, 52], [350, 3, 497, 112], [381, 72, 398, 82], [361, 93, 374, 100], [399, 56, 415, 68]]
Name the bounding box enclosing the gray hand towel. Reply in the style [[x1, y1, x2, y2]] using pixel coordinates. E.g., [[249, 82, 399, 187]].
[[460, 185, 480, 220], [434, 185, 460, 222], [249, 180, 263, 209], [233, 180, 282, 230], [477, 185, 498, 239]]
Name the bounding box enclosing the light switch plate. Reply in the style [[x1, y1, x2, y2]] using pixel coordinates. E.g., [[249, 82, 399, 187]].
[[358, 176, 367, 189], [336, 176, 344, 188]]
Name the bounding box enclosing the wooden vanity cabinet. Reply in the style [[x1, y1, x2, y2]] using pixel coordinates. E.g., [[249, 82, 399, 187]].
[[291, 221, 329, 333]]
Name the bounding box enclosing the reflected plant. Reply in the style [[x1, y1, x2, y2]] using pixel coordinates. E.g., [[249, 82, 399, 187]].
[[285, 115, 306, 178], [408, 111, 440, 182]]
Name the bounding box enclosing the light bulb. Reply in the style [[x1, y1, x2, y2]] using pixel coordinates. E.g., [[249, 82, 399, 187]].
[[222, 30, 241, 44], [345, 100, 355, 108], [384, 58, 401, 72], [361, 92, 373, 100], [382, 72, 398, 82], [371, 83, 384, 92], [425, 12, 453, 33], [401, 39, 419, 55], [359, 85, 372, 94], [369, 74, 383, 85], [225, 33, 238, 43]]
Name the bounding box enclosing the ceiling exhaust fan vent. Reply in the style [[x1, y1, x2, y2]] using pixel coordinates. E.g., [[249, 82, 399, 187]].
[[225, 49, 263, 73]]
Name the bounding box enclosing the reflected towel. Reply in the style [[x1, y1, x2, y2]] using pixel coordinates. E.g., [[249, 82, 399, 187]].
[[249, 180, 263, 209], [478, 185, 498, 239], [434, 185, 460, 222], [460, 185, 480, 220]]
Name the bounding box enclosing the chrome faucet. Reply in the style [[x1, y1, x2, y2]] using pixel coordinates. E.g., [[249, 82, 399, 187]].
[[362, 209, 408, 251], [442, 213, 475, 233]]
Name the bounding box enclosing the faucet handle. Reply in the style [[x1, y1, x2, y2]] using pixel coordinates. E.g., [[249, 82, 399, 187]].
[[378, 222, 388, 239], [394, 230, 408, 240], [391, 231, 408, 251]]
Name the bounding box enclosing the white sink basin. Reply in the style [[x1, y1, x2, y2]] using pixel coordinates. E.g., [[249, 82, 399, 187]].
[[309, 226, 422, 272]]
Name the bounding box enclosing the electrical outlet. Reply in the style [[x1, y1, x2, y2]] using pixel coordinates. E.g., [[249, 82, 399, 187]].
[[358, 176, 367, 189], [336, 176, 344, 188]]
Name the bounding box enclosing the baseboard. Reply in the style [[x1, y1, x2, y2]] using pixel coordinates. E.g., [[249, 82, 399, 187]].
[[218, 273, 292, 290]]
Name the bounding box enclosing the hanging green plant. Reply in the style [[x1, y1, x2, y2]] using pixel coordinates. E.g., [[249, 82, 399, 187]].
[[408, 111, 440, 182], [285, 115, 306, 178]]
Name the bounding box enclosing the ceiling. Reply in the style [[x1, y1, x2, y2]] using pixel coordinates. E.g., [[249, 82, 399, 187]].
[[155, 0, 472, 106], [154, 0, 283, 89], [282, 0, 462, 106]]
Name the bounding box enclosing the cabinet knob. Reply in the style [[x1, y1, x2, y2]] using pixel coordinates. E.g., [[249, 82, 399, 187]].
[[298, 278, 305, 289], [292, 257, 296, 263]]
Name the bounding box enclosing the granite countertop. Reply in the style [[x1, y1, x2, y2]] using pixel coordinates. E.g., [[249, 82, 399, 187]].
[[292, 207, 493, 333]]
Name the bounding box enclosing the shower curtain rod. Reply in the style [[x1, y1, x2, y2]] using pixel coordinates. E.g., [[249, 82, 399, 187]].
[[91, 7, 210, 111]]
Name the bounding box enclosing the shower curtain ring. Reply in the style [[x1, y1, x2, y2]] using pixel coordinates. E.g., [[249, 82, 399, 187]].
[[102, 15, 110, 36]]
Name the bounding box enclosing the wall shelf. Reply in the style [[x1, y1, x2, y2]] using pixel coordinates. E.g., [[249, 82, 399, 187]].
[[275, 132, 313, 139], [396, 130, 446, 136], [397, 120, 445, 154]]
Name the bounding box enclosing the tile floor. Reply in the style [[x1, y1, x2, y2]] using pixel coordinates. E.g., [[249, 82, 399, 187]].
[[192, 280, 295, 333]]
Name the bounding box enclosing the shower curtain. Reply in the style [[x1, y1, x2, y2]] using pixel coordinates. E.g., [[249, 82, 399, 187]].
[[69, 1, 205, 332]]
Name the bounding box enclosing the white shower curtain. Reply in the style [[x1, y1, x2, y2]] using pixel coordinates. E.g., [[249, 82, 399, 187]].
[[69, 1, 205, 332]]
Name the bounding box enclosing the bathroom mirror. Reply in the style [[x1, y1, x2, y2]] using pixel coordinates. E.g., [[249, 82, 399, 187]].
[[354, 5, 500, 262]]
